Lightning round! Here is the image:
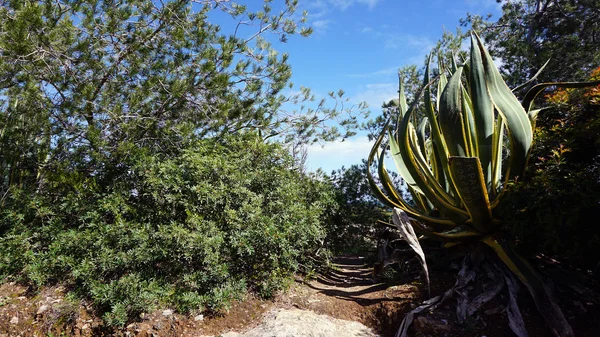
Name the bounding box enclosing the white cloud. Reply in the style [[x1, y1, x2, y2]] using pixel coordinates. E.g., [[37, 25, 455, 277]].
[[312, 19, 331, 33], [305, 136, 373, 173], [313, 0, 381, 12], [347, 66, 400, 78], [305, 0, 330, 18], [357, 0, 381, 9], [352, 82, 398, 110], [361, 26, 374, 34], [385, 34, 435, 52], [329, 0, 354, 10]]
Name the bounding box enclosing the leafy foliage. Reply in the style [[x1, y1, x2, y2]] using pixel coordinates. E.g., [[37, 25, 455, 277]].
[[325, 161, 392, 253], [0, 1, 365, 326], [0, 0, 366, 196], [500, 68, 600, 275], [366, 35, 600, 337], [464, 0, 600, 87], [0, 135, 334, 326]]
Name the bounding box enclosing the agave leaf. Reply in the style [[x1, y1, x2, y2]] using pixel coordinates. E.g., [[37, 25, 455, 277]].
[[395, 218, 480, 241], [527, 107, 552, 131], [397, 74, 408, 124], [389, 129, 423, 195], [420, 122, 451, 197], [402, 114, 462, 209], [490, 115, 505, 201], [367, 120, 402, 209], [439, 66, 469, 157], [408, 123, 426, 161], [422, 56, 453, 186], [424, 224, 483, 241], [450, 52, 458, 74], [448, 156, 494, 232], [411, 186, 433, 215], [469, 34, 495, 187], [429, 139, 450, 195], [437, 54, 449, 111], [522, 80, 600, 113], [475, 34, 532, 181], [377, 146, 435, 218], [392, 208, 430, 296], [377, 148, 408, 205], [512, 59, 551, 94], [398, 100, 470, 223], [461, 87, 477, 158], [368, 120, 454, 227], [424, 57, 463, 202], [417, 118, 429, 160], [483, 236, 575, 337], [408, 123, 433, 177]]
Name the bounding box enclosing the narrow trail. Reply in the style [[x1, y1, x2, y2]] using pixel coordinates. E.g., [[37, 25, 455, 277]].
[[3, 256, 599, 336], [279, 255, 420, 336], [0, 255, 423, 337]]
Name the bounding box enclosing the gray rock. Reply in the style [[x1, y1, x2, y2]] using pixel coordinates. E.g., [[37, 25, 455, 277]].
[[36, 305, 49, 315], [216, 309, 379, 337]]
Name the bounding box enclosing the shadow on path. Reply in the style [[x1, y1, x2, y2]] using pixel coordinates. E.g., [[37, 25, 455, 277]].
[[304, 255, 414, 307]]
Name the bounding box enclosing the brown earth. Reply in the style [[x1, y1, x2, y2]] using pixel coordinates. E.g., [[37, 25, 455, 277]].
[[1, 255, 599, 337]]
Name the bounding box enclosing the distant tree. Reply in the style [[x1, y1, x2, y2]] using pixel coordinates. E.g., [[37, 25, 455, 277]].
[[325, 160, 399, 252], [463, 0, 600, 87], [0, 0, 366, 194], [499, 67, 600, 276], [363, 65, 422, 140]]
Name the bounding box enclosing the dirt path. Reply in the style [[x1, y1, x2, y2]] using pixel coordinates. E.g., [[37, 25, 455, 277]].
[[279, 255, 419, 336], [4, 254, 599, 336], [0, 255, 422, 337]]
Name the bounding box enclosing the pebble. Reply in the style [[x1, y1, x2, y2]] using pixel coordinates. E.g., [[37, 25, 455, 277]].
[[194, 314, 204, 322], [10, 316, 18, 324], [162, 309, 173, 316], [37, 305, 49, 315]]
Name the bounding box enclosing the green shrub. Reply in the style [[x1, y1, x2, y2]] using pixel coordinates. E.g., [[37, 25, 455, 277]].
[[0, 135, 333, 326], [325, 161, 391, 253], [500, 73, 600, 276]]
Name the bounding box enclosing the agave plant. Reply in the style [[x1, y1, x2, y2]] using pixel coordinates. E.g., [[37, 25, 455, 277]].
[[368, 34, 600, 337]]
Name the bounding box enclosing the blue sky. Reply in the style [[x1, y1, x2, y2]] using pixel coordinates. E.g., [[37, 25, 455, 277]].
[[220, 0, 503, 173], [287, 0, 504, 173]]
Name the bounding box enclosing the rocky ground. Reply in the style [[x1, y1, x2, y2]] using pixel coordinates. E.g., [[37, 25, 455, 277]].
[[1, 255, 599, 337]]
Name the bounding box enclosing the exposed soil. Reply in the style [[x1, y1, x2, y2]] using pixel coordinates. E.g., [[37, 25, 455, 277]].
[[280, 255, 419, 336], [1, 254, 599, 337]]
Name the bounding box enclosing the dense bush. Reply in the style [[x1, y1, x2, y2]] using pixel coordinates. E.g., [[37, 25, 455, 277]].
[[324, 161, 391, 253], [0, 135, 334, 326], [500, 69, 600, 276]]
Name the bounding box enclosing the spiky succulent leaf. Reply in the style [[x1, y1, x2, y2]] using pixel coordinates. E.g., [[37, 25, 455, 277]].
[[448, 156, 493, 232], [364, 33, 600, 337], [397, 93, 470, 223], [439, 66, 468, 157], [474, 34, 532, 181], [469, 35, 495, 187], [521, 80, 600, 113]]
